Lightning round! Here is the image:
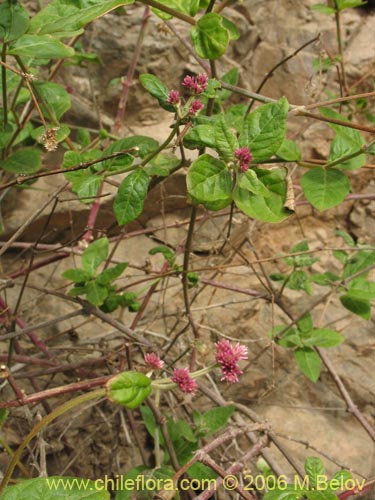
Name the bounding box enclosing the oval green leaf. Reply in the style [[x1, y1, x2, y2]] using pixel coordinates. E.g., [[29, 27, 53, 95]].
[[214, 115, 238, 161], [107, 371, 152, 409], [113, 169, 150, 225], [9, 34, 75, 58], [183, 124, 216, 150], [139, 74, 175, 112], [191, 13, 229, 60], [82, 237, 109, 275], [0, 0, 29, 42], [240, 97, 289, 161], [0, 148, 41, 174], [3, 476, 110, 499], [187, 154, 232, 203], [294, 347, 321, 382], [301, 167, 350, 211]]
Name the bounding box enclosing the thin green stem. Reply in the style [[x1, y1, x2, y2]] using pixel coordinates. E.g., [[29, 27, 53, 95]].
[[1, 44, 8, 130], [140, 120, 181, 166], [140, 0, 196, 25], [0, 389, 105, 495]]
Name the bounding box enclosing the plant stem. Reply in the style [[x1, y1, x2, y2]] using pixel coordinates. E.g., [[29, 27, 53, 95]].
[[140, 0, 196, 25], [0, 389, 105, 495], [334, 1, 348, 92]]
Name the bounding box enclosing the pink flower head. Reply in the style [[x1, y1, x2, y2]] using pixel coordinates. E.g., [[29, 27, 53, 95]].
[[234, 147, 253, 173], [182, 74, 208, 94], [189, 100, 204, 116], [171, 368, 198, 394], [167, 90, 180, 105], [145, 353, 164, 370], [215, 339, 248, 384]]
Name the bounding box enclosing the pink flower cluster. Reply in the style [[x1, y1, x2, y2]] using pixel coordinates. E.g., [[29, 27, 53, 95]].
[[189, 100, 204, 116], [166, 90, 180, 105], [182, 74, 208, 94], [234, 147, 253, 172], [215, 339, 248, 384], [171, 368, 198, 394], [144, 353, 164, 370]]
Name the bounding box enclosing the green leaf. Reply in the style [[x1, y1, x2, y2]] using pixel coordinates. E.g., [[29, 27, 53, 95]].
[[288, 270, 313, 295], [0, 0, 29, 42], [305, 457, 325, 489], [240, 97, 289, 162], [145, 153, 180, 177], [139, 405, 163, 442], [216, 67, 239, 103], [96, 263, 128, 285], [3, 476, 110, 499], [236, 170, 270, 196], [187, 154, 232, 203], [343, 250, 375, 279], [9, 34, 75, 58], [329, 470, 352, 490], [114, 467, 148, 500], [113, 169, 150, 225], [309, 272, 340, 286], [348, 277, 375, 299], [336, 229, 356, 246], [62, 268, 93, 282], [104, 135, 157, 163], [183, 124, 216, 150], [64, 171, 103, 204], [263, 487, 305, 500], [0, 409, 9, 429], [82, 237, 109, 275], [297, 313, 313, 334], [139, 74, 175, 112], [195, 405, 235, 437], [311, 4, 336, 14], [301, 168, 350, 211], [305, 491, 338, 500], [76, 128, 91, 148], [0, 148, 41, 174], [294, 347, 321, 382], [336, 0, 367, 10], [149, 245, 175, 266], [106, 371, 152, 409], [187, 462, 217, 481], [28, 0, 134, 37], [34, 82, 71, 120], [285, 240, 319, 267], [214, 115, 238, 161], [221, 16, 240, 40], [302, 329, 344, 348], [277, 139, 302, 161], [86, 280, 108, 306], [329, 133, 365, 170], [191, 13, 229, 60], [340, 293, 371, 319], [233, 167, 290, 223]]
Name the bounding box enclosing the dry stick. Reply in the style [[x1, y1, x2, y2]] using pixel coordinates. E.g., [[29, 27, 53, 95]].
[[0, 309, 83, 342], [292, 109, 375, 134], [113, 6, 150, 134], [0, 388, 105, 495], [12, 357, 108, 379], [0, 375, 110, 409], [195, 438, 269, 500], [0, 181, 68, 258], [275, 298, 375, 443], [247, 34, 320, 114], [146, 397, 180, 471], [156, 428, 257, 498], [333, 0, 347, 93], [303, 91, 375, 111], [0, 150, 137, 191], [198, 383, 303, 479]]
